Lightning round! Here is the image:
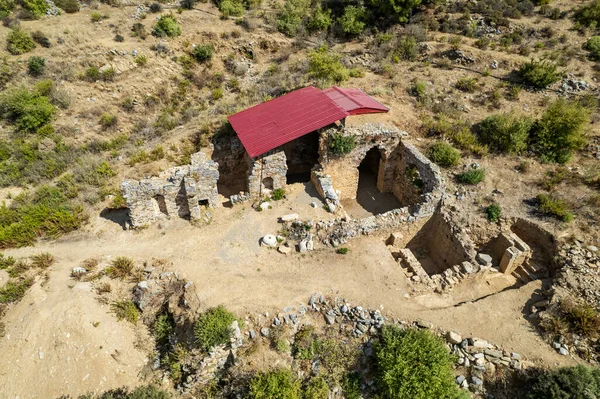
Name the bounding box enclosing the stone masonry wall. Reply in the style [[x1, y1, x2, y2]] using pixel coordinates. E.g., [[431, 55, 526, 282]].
[[247, 149, 287, 197], [121, 152, 219, 227]]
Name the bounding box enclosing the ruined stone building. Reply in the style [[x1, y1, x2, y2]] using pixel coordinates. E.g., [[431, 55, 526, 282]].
[[121, 152, 219, 227]]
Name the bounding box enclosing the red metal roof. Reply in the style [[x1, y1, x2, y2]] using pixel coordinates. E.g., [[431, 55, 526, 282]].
[[228, 86, 388, 158], [323, 87, 389, 115]]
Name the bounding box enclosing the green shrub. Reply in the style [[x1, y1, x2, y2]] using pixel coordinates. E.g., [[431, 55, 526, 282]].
[[330, 132, 357, 155], [336, 247, 349, 254], [338, 5, 366, 35], [211, 88, 223, 100], [180, 0, 196, 9], [485, 203, 501, 222], [0, 278, 32, 303], [370, 0, 422, 24], [277, 0, 309, 37], [194, 305, 237, 351], [584, 36, 600, 60], [106, 256, 134, 278], [373, 326, 468, 399], [394, 35, 418, 61], [292, 325, 321, 360], [84, 67, 100, 82], [518, 59, 561, 89], [153, 313, 175, 343], [0, 0, 14, 18], [530, 99, 590, 164], [575, 0, 600, 27], [219, 0, 244, 17], [343, 372, 362, 399], [271, 188, 285, 201], [248, 369, 301, 399], [99, 113, 117, 129], [152, 14, 182, 38], [134, 54, 148, 66], [6, 29, 36, 55], [192, 44, 212, 62], [54, 0, 79, 13], [307, 45, 349, 85], [455, 76, 477, 92], [109, 192, 127, 209], [149, 2, 161, 12], [307, 5, 332, 32], [101, 67, 116, 82], [20, 0, 48, 18], [27, 56, 46, 76], [0, 87, 55, 133], [536, 193, 573, 222], [428, 141, 460, 167], [304, 376, 329, 399], [457, 168, 485, 185], [524, 365, 600, 399], [0, 186, 85, 249], [559, 300, 600, 338], [30, 252, 55, 268], [476, 113, 533, 154], [111, 300, 140, 324]]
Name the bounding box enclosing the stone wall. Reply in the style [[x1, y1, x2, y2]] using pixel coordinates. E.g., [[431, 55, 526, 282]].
[[317, 124, 402, 201], [247, 150, 287, 197], [121, 152, 219, 227]]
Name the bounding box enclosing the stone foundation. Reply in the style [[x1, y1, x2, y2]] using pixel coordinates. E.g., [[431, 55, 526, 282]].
[[121, 152, 219, 227]]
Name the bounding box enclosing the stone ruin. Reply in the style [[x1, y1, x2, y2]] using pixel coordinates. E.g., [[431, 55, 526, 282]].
[[121, 152, 219, 227]]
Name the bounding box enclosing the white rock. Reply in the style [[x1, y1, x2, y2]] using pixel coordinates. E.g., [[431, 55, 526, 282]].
[[261, 234, 277, 247], [260, 202, 270, 211], [278, 245, 292, 254], [447, 331, 462, 345], [280, 213, 298, 222]]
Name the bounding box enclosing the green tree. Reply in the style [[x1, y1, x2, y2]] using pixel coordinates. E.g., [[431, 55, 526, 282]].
[[374, 326, 468, 399], [530, 99, 590, 163], [277, 0, 310, 37], [307, 45, 349, 86], [338, 5, 366, 35], [367, 0, 422, 23], [307, 5, 332, 33], [248, 369, 302, 399]]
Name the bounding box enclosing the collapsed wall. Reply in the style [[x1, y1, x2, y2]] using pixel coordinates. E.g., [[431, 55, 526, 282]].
[[246, 150, 287, 197], [121, 152, 219, 227]]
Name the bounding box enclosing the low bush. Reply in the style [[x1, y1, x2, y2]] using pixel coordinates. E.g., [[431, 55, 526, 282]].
[[518, 59, 561, 89], [455, 76, 477, 92], [0, 0, 14, 18], [0, 186, 85, 248], [149, 2, 161, 12], [53, 0, 79, 13], [374, 326, 468, 399], [99, 113, 117, 129], [153, 313, 175, 343], [152, 14, 181, 38], [30, 252, 55, 268], [524, 365, 600, 399], [0, 87, 55, 133], [0, 278, 32, 303], [457, 168, 485, 185], [191, 44, 212, 62], [304, 376, 329, 399], [336, 247, 349, 255], [64, 385, 170, 399], [584, 36, 600, 60], [6, 28, 35, 55], [559, 300, 600, 338], [20, 0, 48, 18], [530, 99, 589, 164], [307, 5, 331, 33], [476, 113, 533, 154], [485, 203, 501, 222], [219, 0, 244, 18], [194, 305, 237, 351], [27, 56, 45, 76], [248, 368, 301, 399], [575, 0, 600, 28], [131, 23, 147, 39], [271, 188, 285, 201], [428, 141, 460, 167], [106, 256, 134, 278], [330, 132, 357, 155], [111, 300, 140, 324], [31, 31, 50, 48], [134, 54, 148, 66], [535, 194, 572, 222]]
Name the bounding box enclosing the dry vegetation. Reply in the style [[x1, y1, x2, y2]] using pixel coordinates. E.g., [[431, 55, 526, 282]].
[[0, 0, 599, 397]]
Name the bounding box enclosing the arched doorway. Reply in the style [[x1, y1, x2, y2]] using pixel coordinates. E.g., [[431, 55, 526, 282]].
[[353, 147, 400, 216]]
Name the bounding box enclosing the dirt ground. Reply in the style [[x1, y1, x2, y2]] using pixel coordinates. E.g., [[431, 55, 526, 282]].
[[0, 182, 579, 398]]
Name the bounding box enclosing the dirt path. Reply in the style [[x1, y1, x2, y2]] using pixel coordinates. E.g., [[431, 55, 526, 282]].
[[1, 189, 579, 397]]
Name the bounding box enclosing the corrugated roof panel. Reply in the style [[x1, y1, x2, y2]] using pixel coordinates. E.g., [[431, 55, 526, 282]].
[[228, 86, 389, 158]]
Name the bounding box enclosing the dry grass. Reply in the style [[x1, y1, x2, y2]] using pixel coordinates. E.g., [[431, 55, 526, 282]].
[[30, 253, 56, 269]]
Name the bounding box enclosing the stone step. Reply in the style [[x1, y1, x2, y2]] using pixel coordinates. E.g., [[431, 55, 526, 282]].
[[512, 266, 537, 283]]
